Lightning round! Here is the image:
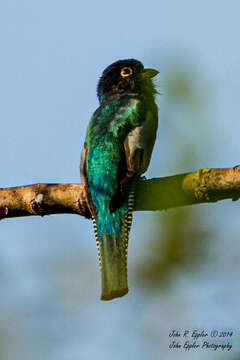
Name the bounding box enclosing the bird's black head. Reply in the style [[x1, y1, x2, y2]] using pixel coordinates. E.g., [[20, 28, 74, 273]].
[[97, 59, 158, 103]]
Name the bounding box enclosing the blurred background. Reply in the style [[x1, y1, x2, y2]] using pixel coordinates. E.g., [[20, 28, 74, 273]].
[[0, 1, 240, 359]]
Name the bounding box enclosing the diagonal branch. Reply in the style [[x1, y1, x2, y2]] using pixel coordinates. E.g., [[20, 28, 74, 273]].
[[0, 166, 240, 220]]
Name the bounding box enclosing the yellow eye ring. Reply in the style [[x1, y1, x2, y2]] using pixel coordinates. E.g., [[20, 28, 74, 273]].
[[120, 66, 133, 78]]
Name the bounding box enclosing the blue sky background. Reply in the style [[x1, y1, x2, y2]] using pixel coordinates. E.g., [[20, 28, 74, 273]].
[[1, 1, 240, 359]]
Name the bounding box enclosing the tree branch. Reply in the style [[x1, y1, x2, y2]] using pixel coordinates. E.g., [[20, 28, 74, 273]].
[[0, 166, 240, 220]]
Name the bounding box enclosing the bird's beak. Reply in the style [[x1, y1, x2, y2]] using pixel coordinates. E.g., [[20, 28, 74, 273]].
[[143, 68, 159, 78]]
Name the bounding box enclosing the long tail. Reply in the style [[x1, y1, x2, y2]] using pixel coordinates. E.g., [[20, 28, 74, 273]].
[[92, 191, 134, 301]]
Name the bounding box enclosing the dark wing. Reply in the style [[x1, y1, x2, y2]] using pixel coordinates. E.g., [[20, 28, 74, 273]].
[[80, 142, 97, 219], [110, 109, 158, 212], [80, 142, 88, 189], [123, 110, 158, 177]]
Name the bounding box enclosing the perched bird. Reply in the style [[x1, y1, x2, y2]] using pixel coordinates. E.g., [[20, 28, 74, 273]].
[[80, 59, 158, 300]]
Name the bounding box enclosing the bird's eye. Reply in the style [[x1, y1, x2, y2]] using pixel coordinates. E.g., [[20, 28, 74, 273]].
[[120, 67, 133, 78]]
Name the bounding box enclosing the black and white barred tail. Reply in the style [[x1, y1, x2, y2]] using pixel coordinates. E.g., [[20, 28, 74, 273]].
[[92, 190, 135, 272], [92, 189, 135, 300], [123, 189, 134, 257], [92, 216, 101, 270]]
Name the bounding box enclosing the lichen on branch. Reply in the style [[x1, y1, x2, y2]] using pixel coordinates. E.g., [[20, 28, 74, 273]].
[[0, 166, 240, 220]]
